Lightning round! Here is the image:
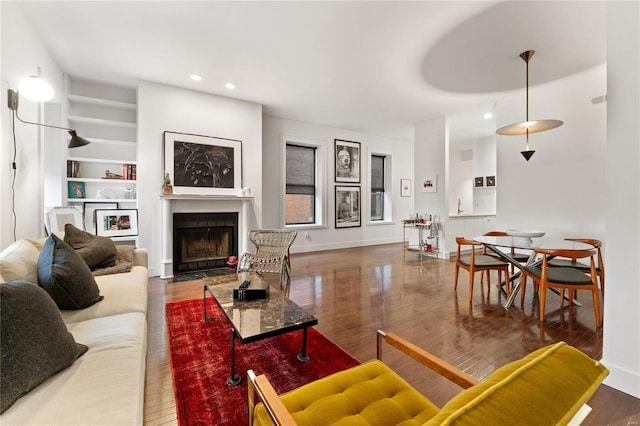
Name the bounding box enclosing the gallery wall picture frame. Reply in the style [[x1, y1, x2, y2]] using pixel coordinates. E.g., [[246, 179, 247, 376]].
[[46, 206, 84, 235], [83, 202, 118, 235], [334, 139, 361, 183], [486, 176, 496, 187], [475, 177, 484, 188], [421, 175, 437, 193], [335, 185, 361, 228], [163, 131, 242, 196], [400, 179, 412, 197], [68, 181, 86, 199], [95, 209, 139, 238]]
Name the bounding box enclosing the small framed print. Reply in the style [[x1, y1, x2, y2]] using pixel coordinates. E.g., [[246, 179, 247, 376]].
[[68, 181, 86, 198], [46, 206, 84, 234], [474, 177, 484, 188], [486, 176, 496, 187], [400, 179, 411, 197], [95, 209, 139, 237], [335, 186, 361, 228], [421, 175, 437, 193], [83, 202, 118, 235], [335, 139, 361, 183]]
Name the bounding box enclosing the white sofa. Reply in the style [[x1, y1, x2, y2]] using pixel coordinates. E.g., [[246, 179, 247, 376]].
[[0, 238, 149, 425]]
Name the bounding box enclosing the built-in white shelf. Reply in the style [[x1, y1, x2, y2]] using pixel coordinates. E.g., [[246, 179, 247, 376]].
[[68, 115, 137, 128], [67, 94, 136, 110], [68, 157, 137, 165]]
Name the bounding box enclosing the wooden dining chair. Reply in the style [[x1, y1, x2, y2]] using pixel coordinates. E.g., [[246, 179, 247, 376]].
[[547, 238, 605, 295], [521, 248, 602, 328], [454, 237, 510, 302]]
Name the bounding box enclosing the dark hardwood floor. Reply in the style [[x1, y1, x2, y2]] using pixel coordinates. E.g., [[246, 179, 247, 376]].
[[143, 243, 639, 425]]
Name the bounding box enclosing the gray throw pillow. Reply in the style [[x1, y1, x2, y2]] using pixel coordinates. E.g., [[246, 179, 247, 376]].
[[0, 280, 88, 413], [37, 234, 104, 309], [64, 223, 117, 269]]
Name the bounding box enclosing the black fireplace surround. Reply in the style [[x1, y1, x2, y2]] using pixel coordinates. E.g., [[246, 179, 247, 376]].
[[173, 212, 238, 274]]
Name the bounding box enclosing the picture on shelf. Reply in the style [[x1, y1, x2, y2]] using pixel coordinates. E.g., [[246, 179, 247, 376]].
[[486, 176, 496, 187], [83, 202, 118, 235], [474, 177, 484, 188], [68, 181, 86, 198], [95, 209, 139, 237], [46, 206, 84, 234]]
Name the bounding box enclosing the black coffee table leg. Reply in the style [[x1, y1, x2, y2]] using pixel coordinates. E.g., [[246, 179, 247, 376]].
[[297, 327, 310, 362], [203, 285, 213, 321], [227, 328, 242, 386]]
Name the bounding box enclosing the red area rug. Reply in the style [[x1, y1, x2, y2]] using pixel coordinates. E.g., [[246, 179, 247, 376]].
[[166, 297, 360, 425]]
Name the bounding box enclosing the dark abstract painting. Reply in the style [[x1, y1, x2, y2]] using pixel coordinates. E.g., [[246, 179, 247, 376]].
[[173, 141, 235, 188]]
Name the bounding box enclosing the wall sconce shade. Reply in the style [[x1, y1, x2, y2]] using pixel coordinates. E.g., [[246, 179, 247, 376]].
[[7, 88, 90, 149], [17, 75, 55, 102]]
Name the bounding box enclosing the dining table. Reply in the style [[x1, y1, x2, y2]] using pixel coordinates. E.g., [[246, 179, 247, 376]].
[[472, 235, 595, 309]]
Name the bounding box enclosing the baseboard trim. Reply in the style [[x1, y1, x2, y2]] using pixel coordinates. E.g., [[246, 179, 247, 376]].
[[601, 358, 640, 398]]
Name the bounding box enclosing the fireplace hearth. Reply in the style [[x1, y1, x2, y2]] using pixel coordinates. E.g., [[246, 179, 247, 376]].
[[173, 212, 238, 274]]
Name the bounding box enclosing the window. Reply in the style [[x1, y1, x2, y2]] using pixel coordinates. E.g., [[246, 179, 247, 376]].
[[286, 144, 316, 225], [371, 154, 385, 221]]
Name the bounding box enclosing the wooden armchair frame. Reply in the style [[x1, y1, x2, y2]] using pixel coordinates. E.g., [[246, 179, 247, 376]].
[[247, 330, 479, 425], [548, 238, 605, 295], [454, 237, 510, 301], [521, 248, 602, 327]]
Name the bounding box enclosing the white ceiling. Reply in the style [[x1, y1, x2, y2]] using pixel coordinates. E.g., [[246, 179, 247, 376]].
[[15, 1, 606, 141]]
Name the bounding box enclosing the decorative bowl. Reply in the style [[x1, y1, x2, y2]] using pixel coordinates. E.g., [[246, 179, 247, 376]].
[[506, 230, 546, 238]]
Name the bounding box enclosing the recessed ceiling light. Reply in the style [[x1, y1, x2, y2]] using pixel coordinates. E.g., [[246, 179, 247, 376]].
[[225, 82, 237, 89], [190, 74, 202, 81], [483, 112, 494, 120]]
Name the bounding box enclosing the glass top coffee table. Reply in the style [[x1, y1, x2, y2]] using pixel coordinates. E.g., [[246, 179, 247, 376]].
[[203, 273, 318, 386]]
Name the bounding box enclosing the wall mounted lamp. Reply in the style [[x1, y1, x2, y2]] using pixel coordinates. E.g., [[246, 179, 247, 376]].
[[7, 76, 91, 148], [495, 50, 563, 161]]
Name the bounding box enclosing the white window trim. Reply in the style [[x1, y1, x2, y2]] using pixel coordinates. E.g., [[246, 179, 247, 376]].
[[281, 135, 328, 229]]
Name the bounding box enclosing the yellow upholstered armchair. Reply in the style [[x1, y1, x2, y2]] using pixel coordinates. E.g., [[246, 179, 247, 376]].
[[248, 330, 608, 425]]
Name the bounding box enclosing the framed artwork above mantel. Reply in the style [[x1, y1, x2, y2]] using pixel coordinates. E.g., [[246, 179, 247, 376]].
[[163, 131, 243, 196]]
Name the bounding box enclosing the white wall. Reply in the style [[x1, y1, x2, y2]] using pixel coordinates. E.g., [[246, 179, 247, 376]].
[[495, 64, 607, 240], [449, 148, 473, 215], [414, 117, 448, 256], [602, 0, 640, 398], [472, 136, 496, 215], [137, 81, 263, 276], [262, 116, 414, 253], [1, 3, 65, 247]]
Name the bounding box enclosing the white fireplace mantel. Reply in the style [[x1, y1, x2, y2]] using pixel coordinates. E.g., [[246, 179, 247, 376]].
[[159, 194, 254, 278]]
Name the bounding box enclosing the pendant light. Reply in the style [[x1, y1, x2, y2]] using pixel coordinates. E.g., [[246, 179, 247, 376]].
[[496, 50, 563, 161]]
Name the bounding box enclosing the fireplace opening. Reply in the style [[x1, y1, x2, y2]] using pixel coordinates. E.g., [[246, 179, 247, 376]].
[[173, 212, 238, 274]]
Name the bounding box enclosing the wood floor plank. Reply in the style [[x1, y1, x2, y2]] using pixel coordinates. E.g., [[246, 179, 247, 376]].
[[143, 243, 639, 425]]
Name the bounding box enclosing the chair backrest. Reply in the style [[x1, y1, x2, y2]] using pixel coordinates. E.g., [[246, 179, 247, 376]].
[[237, 252, 284, 275], [484, 231, 509, 236], [249, 229, 297, 256], [565, 238, 604, 268], [455, 237, 482, 258], [535, 248, 597, 274]]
